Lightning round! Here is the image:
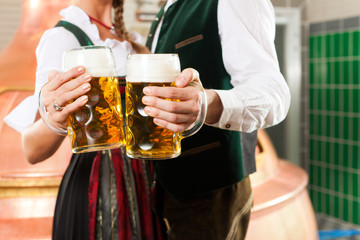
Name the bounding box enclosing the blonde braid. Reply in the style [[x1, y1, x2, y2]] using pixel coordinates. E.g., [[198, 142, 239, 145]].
[[112, 0, 131, 41], [112, 0, 150, 53]]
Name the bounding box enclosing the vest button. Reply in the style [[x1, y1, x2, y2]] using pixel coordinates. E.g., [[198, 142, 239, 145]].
[[155, 17, 159, 21], [226, 124, 231, 129], [148, 33, 153, 37]]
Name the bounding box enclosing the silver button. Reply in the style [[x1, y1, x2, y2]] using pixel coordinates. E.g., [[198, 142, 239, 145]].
[[155, 17, 159, 21], [148, 33, 153, 37]]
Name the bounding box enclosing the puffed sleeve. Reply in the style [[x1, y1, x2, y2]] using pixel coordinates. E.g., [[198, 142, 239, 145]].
[[4, 27, 80, 132]]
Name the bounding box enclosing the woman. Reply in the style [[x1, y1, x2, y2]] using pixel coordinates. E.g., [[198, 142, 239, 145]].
[[5, 0, 161, 239]]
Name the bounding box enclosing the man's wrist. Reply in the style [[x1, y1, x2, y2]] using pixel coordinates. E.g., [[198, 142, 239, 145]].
[[204, 89, 223, 124]]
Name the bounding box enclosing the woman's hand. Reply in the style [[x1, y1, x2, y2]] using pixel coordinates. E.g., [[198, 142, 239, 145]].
[[142, 68, 203, 132], [22, 66, 91, 164], [41, 66, 92, 131]]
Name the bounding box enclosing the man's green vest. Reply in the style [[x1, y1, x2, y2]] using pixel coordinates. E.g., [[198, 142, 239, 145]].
[[146, 0, 257, 200]]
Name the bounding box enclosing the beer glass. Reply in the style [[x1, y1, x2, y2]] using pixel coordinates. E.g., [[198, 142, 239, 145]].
[[62, 46, 125, 153], [125, 54, 207, 160]]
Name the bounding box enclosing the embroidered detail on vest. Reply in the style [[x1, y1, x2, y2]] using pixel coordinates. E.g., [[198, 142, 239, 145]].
[[180, 141, 221, 157], [175, 34, 204, 49]]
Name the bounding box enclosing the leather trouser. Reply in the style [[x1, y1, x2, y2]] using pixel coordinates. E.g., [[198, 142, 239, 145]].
[[159, 176, 253, 240]]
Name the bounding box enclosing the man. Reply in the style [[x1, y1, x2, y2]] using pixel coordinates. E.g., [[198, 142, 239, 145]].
[[142, 0, 291, 239]]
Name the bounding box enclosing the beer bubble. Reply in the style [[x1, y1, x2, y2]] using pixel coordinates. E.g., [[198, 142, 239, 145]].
[[86, 124, 104, 140], [75, 108, 90, 124], [137, 103, 148, 117], [139, 143, 155, 151], [87, 93, 100, 106], [138, 140, 155, 151]]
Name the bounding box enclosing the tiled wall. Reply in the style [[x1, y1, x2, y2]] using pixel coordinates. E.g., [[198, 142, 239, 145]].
[[309, 17, 360, 225]]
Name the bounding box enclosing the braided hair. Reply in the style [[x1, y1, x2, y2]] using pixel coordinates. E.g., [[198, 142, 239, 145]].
[[112, 0, 130, 41], [112, 0, 150, 53]]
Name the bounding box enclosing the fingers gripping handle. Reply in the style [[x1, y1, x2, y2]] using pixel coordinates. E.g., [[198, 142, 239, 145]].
[[38, 89, 68, 136], [181, 79, 207, 138]]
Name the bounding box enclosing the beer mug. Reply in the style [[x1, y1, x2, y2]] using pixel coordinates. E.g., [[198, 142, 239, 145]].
[[62, 46, 125, 153], [125, 54, 207, 160]]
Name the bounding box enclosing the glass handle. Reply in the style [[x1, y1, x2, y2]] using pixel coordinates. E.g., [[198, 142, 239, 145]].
[[181, 79, 207, 138], [38, 88, 68, 136]]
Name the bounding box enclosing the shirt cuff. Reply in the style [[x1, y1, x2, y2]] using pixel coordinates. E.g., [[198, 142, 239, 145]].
[[205, 89, 244, 131]]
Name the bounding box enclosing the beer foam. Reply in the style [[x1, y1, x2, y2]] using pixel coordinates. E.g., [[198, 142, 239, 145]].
[[126, 54, 180, 83], [62, 46, 116, 77], [85, 67, 116, 77]]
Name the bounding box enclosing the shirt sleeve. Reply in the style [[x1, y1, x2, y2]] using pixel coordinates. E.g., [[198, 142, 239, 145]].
[[4, 27, 80, 133], [208, 0, 291, 132]]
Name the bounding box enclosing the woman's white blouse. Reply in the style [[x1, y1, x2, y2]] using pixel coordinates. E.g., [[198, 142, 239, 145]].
[[5, 6, 140, 132]]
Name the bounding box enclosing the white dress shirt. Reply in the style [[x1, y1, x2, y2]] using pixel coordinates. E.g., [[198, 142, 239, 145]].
[[151, 0, 291, 133], [4, 6, 140, 132]]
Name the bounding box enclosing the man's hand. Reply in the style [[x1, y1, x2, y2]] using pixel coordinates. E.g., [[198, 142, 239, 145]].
[[142, 68, 202, 132]]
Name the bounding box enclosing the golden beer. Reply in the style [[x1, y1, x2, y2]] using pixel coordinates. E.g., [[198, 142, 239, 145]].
[[63, 46, 125, 153], [125, 54, 207, 160], [126, 81, 181, 159], [67, 76, 125, 153]]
